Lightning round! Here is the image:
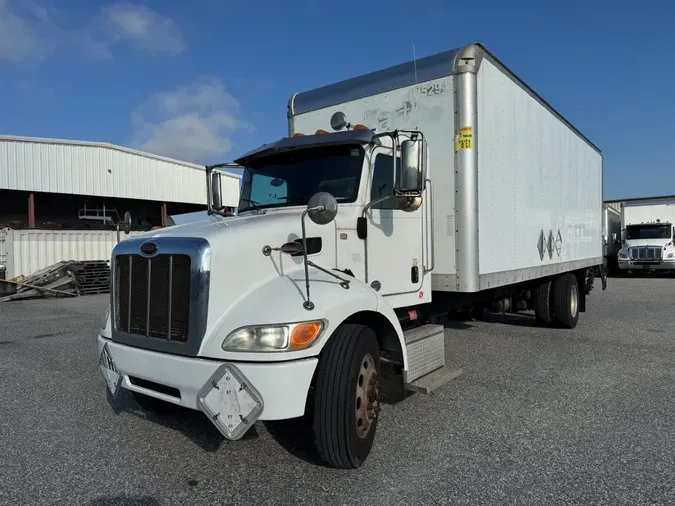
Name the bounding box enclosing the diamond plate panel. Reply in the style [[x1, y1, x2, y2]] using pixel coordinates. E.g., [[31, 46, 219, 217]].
[[405, 332, 445, 383]]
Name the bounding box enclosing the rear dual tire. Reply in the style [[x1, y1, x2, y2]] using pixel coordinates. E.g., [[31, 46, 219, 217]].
[[532, 273, 580, 329], [551, 273, 580, 328]]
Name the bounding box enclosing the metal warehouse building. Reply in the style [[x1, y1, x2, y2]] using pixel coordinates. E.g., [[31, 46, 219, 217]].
[[0, 135, 240, 230], [0, 135, 240, 279]]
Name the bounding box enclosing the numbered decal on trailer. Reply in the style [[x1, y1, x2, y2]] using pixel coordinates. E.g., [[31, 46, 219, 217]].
[[455, 126, 474, 152]]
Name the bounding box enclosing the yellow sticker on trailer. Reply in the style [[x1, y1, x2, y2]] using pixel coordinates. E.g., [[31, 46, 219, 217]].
[[455, 126, 474, 152]]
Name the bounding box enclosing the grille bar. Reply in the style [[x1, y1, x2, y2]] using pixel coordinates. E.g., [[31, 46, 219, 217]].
[[168, 255, 173, 340], [146, 258, 151, 337], [127, 257, 132, 331]]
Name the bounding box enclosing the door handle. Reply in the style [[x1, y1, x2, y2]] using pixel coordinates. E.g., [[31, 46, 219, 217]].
[[424, 178, 435, 274]]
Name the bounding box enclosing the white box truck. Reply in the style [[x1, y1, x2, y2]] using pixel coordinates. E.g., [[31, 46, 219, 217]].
[[97, 43, 606, 469], [617, 196, 675, 274]]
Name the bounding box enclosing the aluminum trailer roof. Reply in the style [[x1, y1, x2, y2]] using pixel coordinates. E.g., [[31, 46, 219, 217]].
[[288, 42, 600, 155], [0, 134, 241, 206]]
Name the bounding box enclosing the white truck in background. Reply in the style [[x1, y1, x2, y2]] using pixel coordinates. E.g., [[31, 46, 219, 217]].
[[97, 43, 606, 469], [618, 197, 675, 274]]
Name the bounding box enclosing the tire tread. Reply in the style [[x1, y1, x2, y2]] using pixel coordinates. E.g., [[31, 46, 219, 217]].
[[551, 273, 579, 329], [313, 323, 378, 468], [532, 280, 552, 325]]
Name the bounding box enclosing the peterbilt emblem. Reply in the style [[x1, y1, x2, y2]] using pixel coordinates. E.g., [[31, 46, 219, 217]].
[[140, 242, 158, 255]]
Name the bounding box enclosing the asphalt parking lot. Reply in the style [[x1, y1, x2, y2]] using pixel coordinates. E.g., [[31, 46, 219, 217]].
[[1, 277, 675, 506]]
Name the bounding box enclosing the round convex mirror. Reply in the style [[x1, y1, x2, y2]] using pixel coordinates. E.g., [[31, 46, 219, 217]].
[[307, 192, 338, 225]]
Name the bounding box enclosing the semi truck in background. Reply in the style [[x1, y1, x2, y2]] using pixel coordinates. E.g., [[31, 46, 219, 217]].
[[618, 196, 675, 274], [97, 43, 606, 469], [603, 203, 622, 274]]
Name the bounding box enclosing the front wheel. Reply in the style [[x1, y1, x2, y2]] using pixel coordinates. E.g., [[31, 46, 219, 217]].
[[312, 324, 380, 469]]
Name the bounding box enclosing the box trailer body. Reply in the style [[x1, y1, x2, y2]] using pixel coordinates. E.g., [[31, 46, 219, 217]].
[[618, 197, 675, 272], [96, 43, 606, 470], [289, 45, 603, 299]]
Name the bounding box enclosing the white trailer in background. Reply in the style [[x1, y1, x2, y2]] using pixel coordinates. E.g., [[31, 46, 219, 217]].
[[97, 43, 606, 470], [618, 196, 675, 273]]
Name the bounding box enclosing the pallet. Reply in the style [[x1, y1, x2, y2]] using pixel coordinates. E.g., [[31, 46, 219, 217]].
[[0, 259, 112, 302]]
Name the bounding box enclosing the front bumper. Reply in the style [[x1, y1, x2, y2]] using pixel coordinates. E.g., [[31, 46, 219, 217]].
[[97, 335, 317, 427], [618, 258, 675, 271]]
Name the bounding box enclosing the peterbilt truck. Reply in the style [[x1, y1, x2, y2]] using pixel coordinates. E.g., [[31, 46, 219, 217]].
[[98, 43, 606, 469], [617, 197, 675, 274]]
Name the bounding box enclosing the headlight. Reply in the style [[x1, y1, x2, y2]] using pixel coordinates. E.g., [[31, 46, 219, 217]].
[[100, 305, 110, 330], [618, 251, 629, 260], [668, 253, 675, 259], [222, 321, 324, 352]]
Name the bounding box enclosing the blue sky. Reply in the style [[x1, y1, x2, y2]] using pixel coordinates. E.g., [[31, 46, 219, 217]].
[[1, 0, 673, 200]]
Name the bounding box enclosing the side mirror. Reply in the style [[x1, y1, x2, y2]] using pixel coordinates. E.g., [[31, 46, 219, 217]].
[[123, 211, 132, 235], [211, 172, 223, 210], [306, 192, 338, 225], [397, 139, 424, 193]]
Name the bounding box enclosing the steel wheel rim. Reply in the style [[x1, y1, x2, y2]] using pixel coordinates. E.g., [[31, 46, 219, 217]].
[[355, 353, 378, 439], [570, 284, 579, 318]]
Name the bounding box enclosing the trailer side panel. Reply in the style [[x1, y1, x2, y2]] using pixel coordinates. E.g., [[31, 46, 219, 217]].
[[475, 58, 603, 289]]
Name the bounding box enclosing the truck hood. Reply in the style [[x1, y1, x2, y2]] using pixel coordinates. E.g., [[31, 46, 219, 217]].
[[138, 208, 330, 243], [130, 208, 338, 336], [625, 238, 671, 248]]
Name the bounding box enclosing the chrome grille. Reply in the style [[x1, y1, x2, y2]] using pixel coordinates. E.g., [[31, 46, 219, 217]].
[[630, 247, 663, 262], [114, 254, 191, 341]]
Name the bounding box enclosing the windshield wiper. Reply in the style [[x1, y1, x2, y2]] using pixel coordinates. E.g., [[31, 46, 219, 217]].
[[276, 196, 311, 204], [276, 196, 349, 204], [239, 198, 265, 214]]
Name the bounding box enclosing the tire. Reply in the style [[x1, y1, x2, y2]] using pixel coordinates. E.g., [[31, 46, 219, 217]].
[[132, 391, 176, 416], [550, 273, 580, 329], [312, 324, 380, 469], [532, 280, 552, 325]]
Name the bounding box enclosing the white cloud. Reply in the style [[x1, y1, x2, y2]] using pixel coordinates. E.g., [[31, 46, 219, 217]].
[[131, 79, 251, 163], [0, 0, 47, 62], [98, 3, 184, 55], [0, 0, 184, 64]]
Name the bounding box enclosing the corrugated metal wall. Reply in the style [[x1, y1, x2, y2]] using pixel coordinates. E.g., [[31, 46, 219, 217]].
[[605, 202, 622, 213], [0, 137, 240, 206], [0, 228, 141, 279]]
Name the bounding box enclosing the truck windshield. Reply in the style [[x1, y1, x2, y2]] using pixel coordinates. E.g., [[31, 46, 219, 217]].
[[626, 224, 672, 240], [238, 144, 364, 212]]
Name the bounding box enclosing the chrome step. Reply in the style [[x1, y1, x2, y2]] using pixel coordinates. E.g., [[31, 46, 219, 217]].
[[405, 367, 463, 394], [403, 324, 445, 385]]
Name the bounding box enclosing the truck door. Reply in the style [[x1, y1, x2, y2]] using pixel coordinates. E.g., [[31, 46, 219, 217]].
[[364, 147, 426, 302]]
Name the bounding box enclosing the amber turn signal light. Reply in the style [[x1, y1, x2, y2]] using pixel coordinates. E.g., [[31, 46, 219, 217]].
[[290, 321, 323, 349]]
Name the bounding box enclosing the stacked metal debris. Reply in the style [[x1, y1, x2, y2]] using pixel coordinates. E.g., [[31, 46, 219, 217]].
[[68, 261, 111, 295], [0, 260, 111, 302]]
